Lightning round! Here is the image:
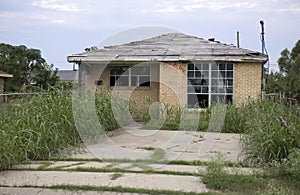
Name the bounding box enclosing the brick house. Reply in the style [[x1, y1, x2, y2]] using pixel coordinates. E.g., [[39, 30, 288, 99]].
[[0, 70, 13, 94], [67, 33, 268, 109]]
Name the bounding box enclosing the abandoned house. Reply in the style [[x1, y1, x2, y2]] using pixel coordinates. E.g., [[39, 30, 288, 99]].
[[67, 33, 268, 109]]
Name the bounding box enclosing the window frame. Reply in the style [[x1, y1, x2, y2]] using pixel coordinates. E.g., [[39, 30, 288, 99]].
[[109, 65, 151, 87], [187, 62, 234, 108]]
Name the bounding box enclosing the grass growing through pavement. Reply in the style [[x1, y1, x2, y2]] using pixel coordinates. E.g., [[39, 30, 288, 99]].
[[201, 153, 300, 194], [110, 173, 123, 180], [16, 184, 216, 195], [201, 154, 264, 193]]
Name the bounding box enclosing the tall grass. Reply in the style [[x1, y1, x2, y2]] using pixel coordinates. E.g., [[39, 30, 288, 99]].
[[0, 89, 78, 170], [0, 88, 129, 171], [240, 100, 300, 164]]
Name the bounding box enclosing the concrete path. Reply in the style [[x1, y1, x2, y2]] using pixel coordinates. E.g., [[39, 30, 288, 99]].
[[0, 130, 243, 194]]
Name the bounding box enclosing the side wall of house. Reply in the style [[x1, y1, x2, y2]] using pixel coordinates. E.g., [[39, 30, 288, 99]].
[[159, 62, 187, 107], [234, 62, 262, 105]]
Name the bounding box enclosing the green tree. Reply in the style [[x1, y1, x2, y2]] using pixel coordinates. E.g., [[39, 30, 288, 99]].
[[0, 43, 59, 92], [267, 39, 300, 100]]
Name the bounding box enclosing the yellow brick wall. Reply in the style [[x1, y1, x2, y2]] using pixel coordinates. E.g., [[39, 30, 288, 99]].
[[91, 63, 160, 112], [159, 62, 187, 107], [84, 62, 262, 109], [234, 62, 262, 105]]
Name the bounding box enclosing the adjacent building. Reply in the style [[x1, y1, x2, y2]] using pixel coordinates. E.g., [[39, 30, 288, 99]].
[[0, 70, 13, 94]]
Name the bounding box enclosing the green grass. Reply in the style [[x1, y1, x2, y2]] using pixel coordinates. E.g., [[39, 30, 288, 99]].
[[0, 88, 131, 171], [200, 153, 300, 194], [110, 172, 123, 180], [240, 100, 300, 164], [0, 89, 80, 171], [11, 184, 217, 195]]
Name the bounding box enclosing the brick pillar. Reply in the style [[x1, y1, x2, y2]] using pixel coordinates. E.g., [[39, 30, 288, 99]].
[[159, 62, 187, 107]]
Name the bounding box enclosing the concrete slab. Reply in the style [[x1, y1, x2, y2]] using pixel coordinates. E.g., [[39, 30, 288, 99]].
[[70, 130, 242, 162], [0, 187, 144, 195], [0, 171, 208, 193]]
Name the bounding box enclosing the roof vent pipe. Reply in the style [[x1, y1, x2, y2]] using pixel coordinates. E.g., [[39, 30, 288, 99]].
[[260, 20, 265, 54], [236, 31, 240, 48]]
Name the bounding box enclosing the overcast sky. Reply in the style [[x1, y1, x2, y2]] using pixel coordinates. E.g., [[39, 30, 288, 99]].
[[1, 0, 300, 72]]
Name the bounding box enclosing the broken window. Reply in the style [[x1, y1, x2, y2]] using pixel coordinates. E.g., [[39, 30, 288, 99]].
[[187, 62, 234, 108]]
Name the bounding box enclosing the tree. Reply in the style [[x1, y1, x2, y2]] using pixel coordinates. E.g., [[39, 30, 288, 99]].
[[278, 49, 292, 73], [266, 39, 300, 100], [0, 43, 59, 92]]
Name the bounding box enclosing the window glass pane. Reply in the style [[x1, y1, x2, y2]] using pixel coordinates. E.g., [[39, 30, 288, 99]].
[[110, 66, 129, 75], [219, 64, 225, 70], [227, 87, 233, 93], [202, 71, 209, 78], [188, 63, 194, 70], [211, 95, 226, 104], [202, 86, 209, 93], [117, 76, 129, 86], [211, 71, 218, 77], [131, 76, 138, 86], [227, 71, 233, 78], [211, 79, 219, 85], [131, 66, 150, 75], [189, 79, 202, 85], [195, 71, 202, 78], [211, 87, 218, 93], [188, 71, 194, 78], [194, 86, 202, 93], [188, 86, 195, 93], [110, 76, 116, 86], [227, 79, 233, 86], [220, 71, 226, 78], [139, 76, 150, 86], [195, 64, 202, 71], [188, 94, 198, 107], [226, 95, 233, 104], [218, 87, 225, 93], [227, 63, 233, 70], [211, 63, 218, 70], [219, 79, 226, 85], [188, 94, 208, 108], [203, 64, 209, 70]]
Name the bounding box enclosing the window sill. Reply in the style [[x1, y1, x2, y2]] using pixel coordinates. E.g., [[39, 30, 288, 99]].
[[110, 86, 152, 91]]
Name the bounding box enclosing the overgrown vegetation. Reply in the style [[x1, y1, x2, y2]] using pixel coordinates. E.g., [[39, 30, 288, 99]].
[[201, 154, 264, 193], [201, 153, 300, 194], [240, 100, 300, 164], [0, 88, 129, 171]]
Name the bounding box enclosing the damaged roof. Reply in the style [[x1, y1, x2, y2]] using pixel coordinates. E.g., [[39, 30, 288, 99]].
[[67, 33, 268, 63]]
